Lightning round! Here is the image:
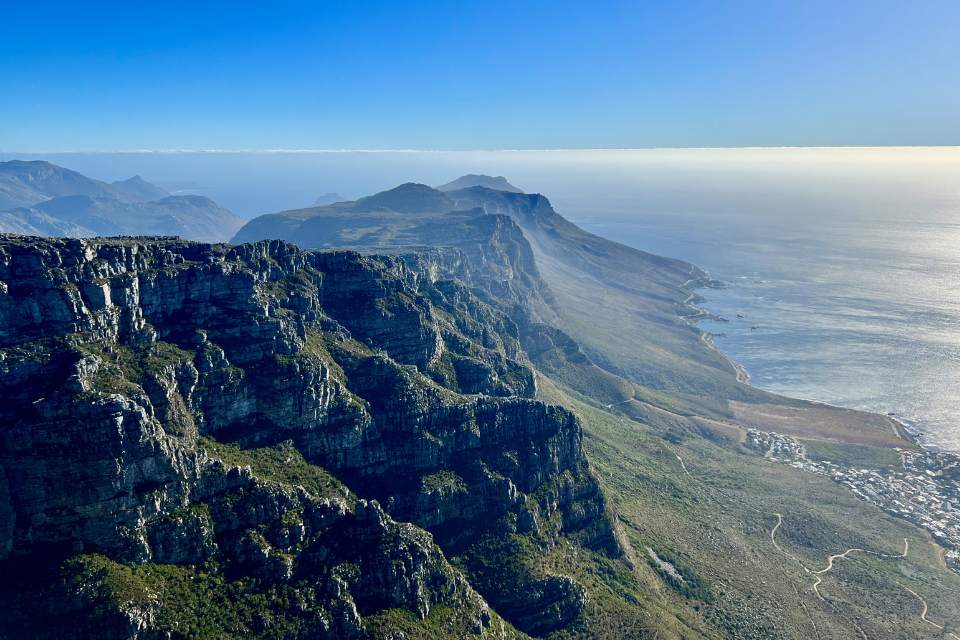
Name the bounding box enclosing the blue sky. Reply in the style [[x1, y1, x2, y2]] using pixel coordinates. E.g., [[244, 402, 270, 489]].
[[2, 0, 958, 150]]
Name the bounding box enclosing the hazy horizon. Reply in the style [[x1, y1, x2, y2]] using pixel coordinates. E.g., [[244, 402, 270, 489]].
[[4, 146, 958, 219]]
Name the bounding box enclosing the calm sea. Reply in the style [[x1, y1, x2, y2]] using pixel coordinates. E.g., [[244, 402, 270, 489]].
[[578, 215, 960, 452], [570, 150, 960, 452]]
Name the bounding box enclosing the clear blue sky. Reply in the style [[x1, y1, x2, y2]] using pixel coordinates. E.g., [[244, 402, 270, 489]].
[[2, 0, 958, 150]]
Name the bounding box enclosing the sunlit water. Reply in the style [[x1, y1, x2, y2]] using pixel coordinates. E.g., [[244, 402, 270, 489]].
[[6, 148, 960, 450], [580, 214, 960, 452], [561, 149, 960, 452]]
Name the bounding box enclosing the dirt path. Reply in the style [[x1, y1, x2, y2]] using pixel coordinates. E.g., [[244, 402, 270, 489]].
[[770, 515, 960, 637], [770, 513, 799, 560], [770, 512, 815, 574], [899, 583, 960, 639], [771, 513, 784, 552], [812, 549, 865, 600], [809, 538, 908, 600]]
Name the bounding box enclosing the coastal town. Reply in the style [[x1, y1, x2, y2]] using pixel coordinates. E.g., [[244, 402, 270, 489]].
[[746, 429, 960, 574]]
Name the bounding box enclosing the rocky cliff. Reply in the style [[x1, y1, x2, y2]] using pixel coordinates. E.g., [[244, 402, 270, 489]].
[[0, 235, 619, 639], [231, 180, 741, 399]]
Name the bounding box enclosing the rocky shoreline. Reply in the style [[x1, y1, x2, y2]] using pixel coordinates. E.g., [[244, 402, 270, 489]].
[[679, 275, 752, 384]]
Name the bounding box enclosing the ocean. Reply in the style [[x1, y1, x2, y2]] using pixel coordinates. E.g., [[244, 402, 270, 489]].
[[580, 214, 960, 452], [7, 147, 960, 450], [567, 149, 960, 452]]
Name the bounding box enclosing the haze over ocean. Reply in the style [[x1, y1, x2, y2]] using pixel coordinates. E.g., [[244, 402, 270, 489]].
[[5, 147, 959, 450]]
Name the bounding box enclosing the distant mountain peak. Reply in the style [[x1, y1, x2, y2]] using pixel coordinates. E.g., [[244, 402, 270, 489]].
[[392, 182, 435, 192], [355, 182, 454, 213], [314, 192, 345, 206], [110, 174, 169, 202], [437, 174, 523, 193]]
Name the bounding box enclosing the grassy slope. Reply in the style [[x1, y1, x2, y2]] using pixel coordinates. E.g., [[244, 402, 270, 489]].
[[537, 373, 960, 640], [516, 206, 749, 399]]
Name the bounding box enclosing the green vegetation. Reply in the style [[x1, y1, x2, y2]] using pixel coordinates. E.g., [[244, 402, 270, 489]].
[[254, 267, 320, 302], [420, 470, 468, 494], [457, 533, 542, 598], [366, 605, 525, 640], [199, 437, 349, 502], [428, 350, 459, 389], [61, 555, 325, 639], [76, 339, 195, 395], [374, 290, 421, 319], [644, 546, 713, 602], [536, 374, 960, 639]]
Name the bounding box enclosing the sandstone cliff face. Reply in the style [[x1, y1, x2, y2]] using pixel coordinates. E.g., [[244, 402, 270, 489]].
[[0, 235, 617, 638]]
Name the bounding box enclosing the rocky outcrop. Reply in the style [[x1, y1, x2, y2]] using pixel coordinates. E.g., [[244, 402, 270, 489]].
[[0, 235, 618, 638]]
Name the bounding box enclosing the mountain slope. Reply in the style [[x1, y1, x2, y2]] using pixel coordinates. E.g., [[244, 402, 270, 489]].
[[354, 182, 454, 213], [0, 160, 125, 210], [442, 186, 735, 391], [0, 235, 634, 639], [233, 179, 745, 400], [3, 194, 243, 242], [0, 209, 95, 237], [2, 228, 954, 638], [0, 160, 174, 209]]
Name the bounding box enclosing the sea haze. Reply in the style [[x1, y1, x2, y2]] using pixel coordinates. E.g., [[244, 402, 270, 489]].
[[568, 148, 960, 453], [5, 147, 959, 450]]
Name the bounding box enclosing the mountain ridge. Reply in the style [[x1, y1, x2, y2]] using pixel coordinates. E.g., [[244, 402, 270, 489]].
[[232, 177, 734, 397], [0, 160, 243, 242], [2, 174, 956, 639], [0, 235, 623, 639], [109, 174, 171, 202]]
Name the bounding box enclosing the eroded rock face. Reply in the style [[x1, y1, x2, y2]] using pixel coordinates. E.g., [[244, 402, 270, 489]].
[[0, 235, 618, 638]]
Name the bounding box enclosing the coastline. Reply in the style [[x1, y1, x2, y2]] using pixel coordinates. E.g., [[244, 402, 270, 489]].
[[679, 273, 936, 450], [680, 274, 960, 571], [582, 214, 960, 457], [679, 274, 753, 385]]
